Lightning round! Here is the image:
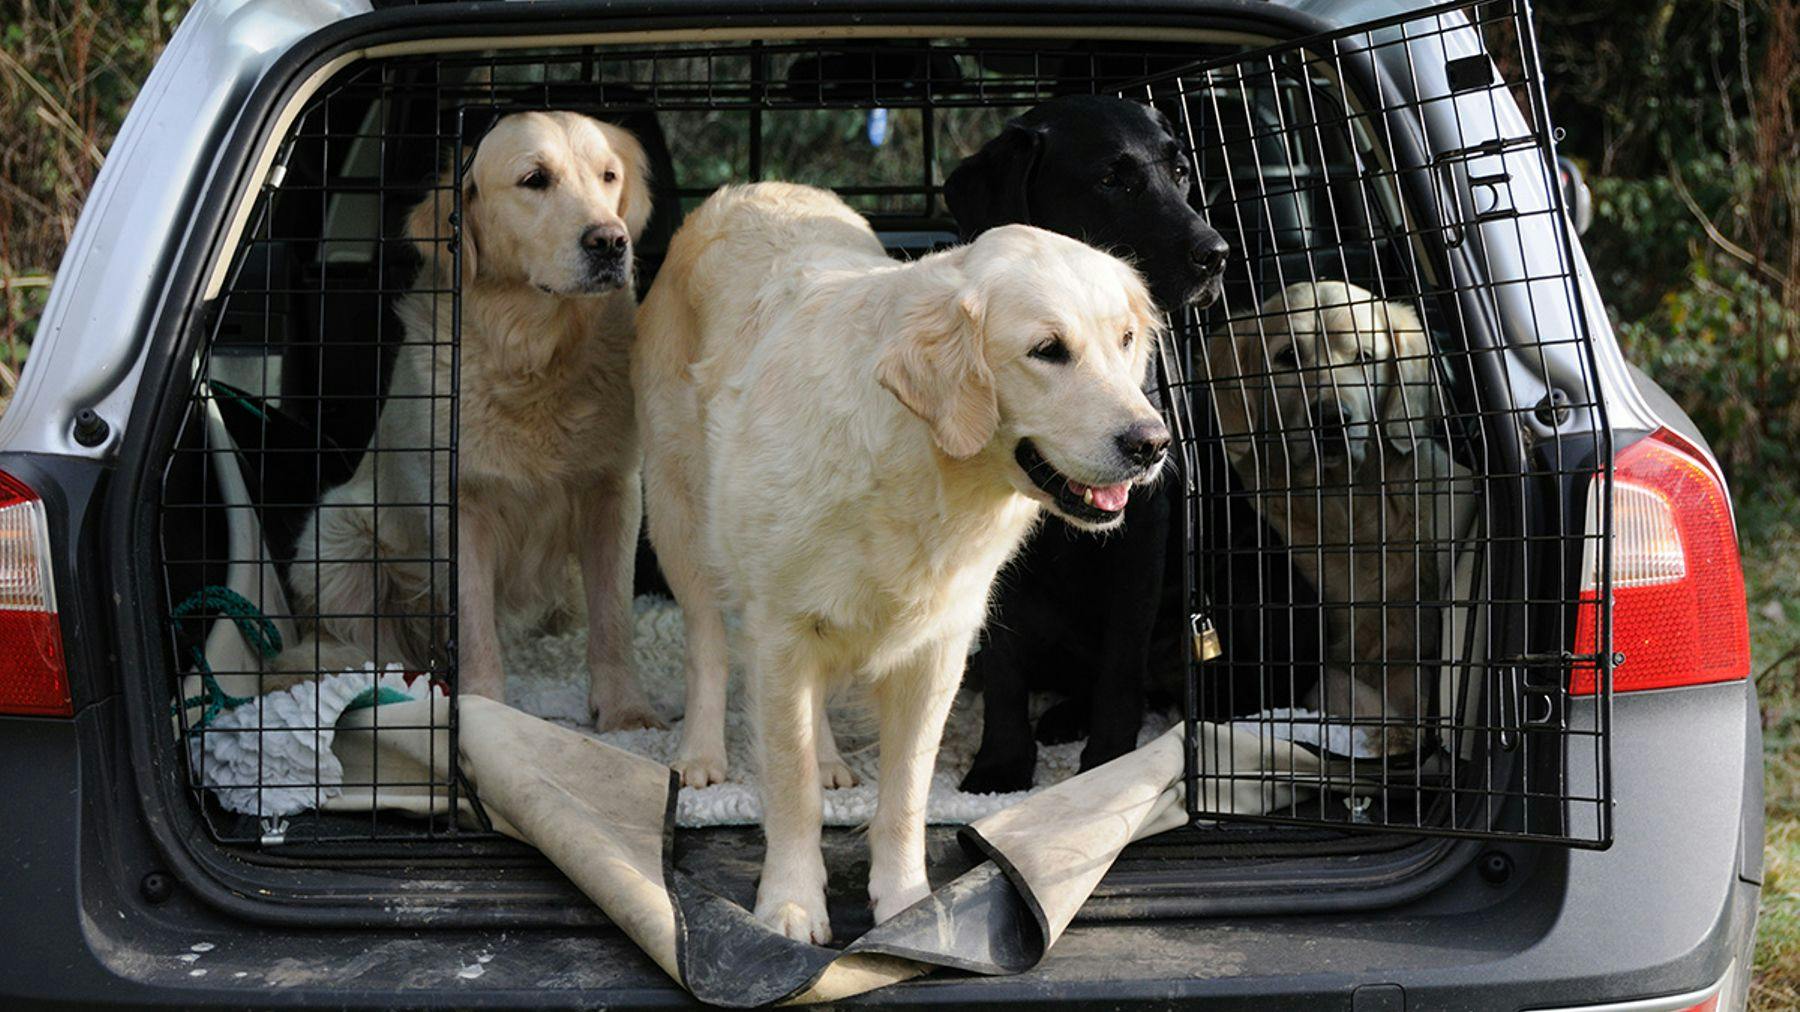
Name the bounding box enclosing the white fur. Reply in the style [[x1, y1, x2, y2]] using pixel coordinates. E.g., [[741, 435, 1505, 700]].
[[634, 182, 1163, 942]]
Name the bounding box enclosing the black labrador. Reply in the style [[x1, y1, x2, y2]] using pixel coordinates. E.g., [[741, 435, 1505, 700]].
[[945, 95, 1229, 793]]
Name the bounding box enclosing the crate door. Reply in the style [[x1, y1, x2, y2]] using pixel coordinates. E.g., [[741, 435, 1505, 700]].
[[1124, 0, 1613, 845]]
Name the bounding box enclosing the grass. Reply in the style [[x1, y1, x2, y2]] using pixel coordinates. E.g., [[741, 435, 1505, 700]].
[[1760, 819, 1800, 1009], [1744, 495, 1800, 1010]]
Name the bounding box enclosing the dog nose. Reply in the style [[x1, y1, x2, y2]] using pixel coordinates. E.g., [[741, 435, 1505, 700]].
[[581, 224, 630, 258], [1312, 402, 1352, 444], [1191, 235, 1229, 279], [1116, 419, 1171, 468]]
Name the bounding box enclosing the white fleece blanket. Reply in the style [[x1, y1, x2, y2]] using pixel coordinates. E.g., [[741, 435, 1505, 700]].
[[507, 598, 1389, 826], [195, 596, 1382, 825], [509, 597, 1178, 827]]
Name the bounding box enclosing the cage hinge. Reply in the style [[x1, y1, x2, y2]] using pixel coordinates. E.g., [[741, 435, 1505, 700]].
[[259, 816, 289, 847], [1190, 613, 1222, 662], [265, 137, 297, 191]]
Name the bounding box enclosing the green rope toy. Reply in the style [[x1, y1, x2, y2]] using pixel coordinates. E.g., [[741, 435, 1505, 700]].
[[171, 585, 282, 726], [171, 585, 415, 724]]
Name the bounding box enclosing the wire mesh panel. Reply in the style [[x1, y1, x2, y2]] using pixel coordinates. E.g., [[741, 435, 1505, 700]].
[[155, 39, 1162, 848], [1137, 0, 1613, 844], [158, 58, 473, 844], [156, 6, 1609, 851]]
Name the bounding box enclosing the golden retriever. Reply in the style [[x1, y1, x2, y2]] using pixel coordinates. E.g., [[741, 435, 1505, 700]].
[[1204, 280, 1471, 753], [284, 111, 661, 731], [635, 182, 1167, 941]]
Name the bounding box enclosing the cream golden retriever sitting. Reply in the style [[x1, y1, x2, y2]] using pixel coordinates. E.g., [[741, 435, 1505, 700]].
[[636, 182, 1168, 942], [285, 111, 660, 731], [1205, 280, 1472, 754]]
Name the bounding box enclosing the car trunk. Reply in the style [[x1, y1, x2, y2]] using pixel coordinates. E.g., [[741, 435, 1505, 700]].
[[125, 0, 1612, 928]]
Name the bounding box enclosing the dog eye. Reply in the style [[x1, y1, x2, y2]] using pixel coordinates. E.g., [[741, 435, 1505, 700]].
[[602, 169, 619, 183], [1272, 345, 1298, 367], [1169, 160, 1190, 182], [1098, 170, 1122, 190], [518, 169, 551, 190], [1122, 329, 1135, 350], [1029, 335, 1071, 364]]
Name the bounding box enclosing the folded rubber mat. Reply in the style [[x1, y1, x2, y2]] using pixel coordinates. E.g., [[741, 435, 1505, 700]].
[[329, 695, 1317, 1006]]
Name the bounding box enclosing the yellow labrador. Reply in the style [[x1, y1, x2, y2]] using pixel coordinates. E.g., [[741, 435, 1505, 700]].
[[286, 111, 661, 731], [636, 182, 1167, 942], [1204, 280, 1471, 752]]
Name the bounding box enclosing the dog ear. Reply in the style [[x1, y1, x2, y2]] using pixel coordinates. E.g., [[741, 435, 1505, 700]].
[[1203, 320, 1259, 464], [1205, 287, 1302, 465], [1378, 298, 1433, 455], [1126, 267, 1166, 341], [407, 159, 478, 286], [943, 121, 1044, 237], [600, 121, 655, 242], [877, 274, 998, 460], [1125, 269, 1168, 373]]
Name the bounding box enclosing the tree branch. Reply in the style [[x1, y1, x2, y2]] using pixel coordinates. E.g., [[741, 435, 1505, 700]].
[[1668, 161, 1792, 297]]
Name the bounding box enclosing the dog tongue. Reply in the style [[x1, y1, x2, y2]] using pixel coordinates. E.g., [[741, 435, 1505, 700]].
[[1069, 479, 1130, 513]]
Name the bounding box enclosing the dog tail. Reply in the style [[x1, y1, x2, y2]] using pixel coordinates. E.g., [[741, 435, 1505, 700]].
[[284, 494, 437, 673], [635, 236, 713, 592]]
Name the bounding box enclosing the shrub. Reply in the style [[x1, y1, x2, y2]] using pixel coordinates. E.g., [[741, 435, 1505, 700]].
[[1537, 0, 1798, 514], [0, 1, 188, 392]]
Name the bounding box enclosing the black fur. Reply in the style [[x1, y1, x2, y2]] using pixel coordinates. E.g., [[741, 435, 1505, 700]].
[[946, 95, 1230, 793], [944, 95, 1228, 311]]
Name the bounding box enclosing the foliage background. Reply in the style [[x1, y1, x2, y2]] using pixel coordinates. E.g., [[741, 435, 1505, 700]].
[[1, 0, 1797, 1004], [1538, 1, 1799, 525], [1531, 6, 1800, 1005], [0, 2, 183, 393]]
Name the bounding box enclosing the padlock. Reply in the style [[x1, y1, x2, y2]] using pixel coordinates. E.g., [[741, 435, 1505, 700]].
[[1190, 613, 1222, 662]]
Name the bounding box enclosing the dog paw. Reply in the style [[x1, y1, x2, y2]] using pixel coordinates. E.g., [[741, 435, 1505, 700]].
[[959, 755, 1034, 795], [1077, 735, 1135, 773], [755, 897, 831, 945], [593, 701, 667, 733], [1378, 725, 1418, 758], [818, 757, 859, 790], [868, 875, 930, 924], [1034, 699, 1087, 745], [673, 752, 728, 788]]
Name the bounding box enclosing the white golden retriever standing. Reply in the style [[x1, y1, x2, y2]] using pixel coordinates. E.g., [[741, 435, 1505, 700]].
[[1205, 280, 1471, 752], [636, 182, 1168, 942], [286, 111, 661, 731]]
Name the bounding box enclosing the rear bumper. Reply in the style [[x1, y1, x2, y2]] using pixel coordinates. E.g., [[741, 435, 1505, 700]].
[[0, 682, 1759, 1009], [1527, 967, 1732, 1012]]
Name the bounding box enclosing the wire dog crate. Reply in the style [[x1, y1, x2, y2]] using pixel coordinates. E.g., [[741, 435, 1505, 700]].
[[155, 0, 1610, 852], [1159, 2, 1613, 844]]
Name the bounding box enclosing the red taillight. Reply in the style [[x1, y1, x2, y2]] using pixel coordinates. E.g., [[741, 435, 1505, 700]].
[[1572, 429, 1749, 695], [0, 470, 71, 716]]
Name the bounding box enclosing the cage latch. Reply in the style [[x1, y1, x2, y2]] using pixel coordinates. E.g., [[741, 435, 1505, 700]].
[[259, 816, 289, 847], [1190, 613, 1222, 663], [1444, 54, 1494, 93]]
